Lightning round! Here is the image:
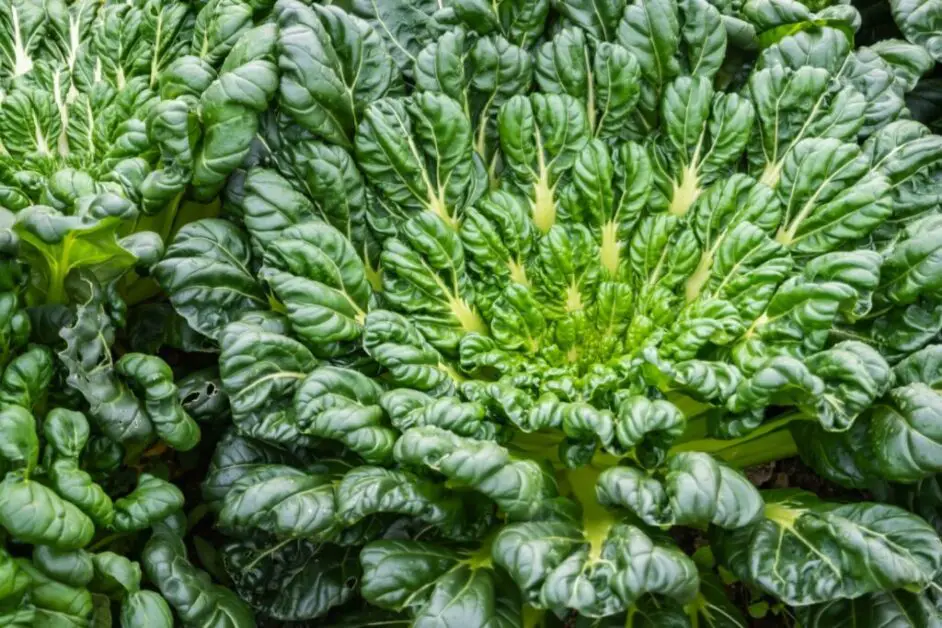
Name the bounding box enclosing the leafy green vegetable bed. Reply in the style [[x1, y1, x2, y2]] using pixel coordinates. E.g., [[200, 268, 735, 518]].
[[2, 0, 942, 626]]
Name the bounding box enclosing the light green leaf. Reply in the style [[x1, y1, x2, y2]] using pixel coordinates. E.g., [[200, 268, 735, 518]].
[[49, 460, 115, 527], [0, 345, 52, 411], [120, 590, 173, 628], [32, 546, 93, 589], [91, 552, 141, 599], [0, 405, 38, 473], [0, 472, 94, 550], [112, 473, 185, 533]]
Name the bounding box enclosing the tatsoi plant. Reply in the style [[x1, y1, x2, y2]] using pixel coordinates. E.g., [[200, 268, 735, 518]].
[[0, 0, 939, 626], [134, 0, 942, 625], [0, 254, 249, 625], [0, 0, 278, 307], [0, 0, 278, 623], [0, 404, 183, 626]]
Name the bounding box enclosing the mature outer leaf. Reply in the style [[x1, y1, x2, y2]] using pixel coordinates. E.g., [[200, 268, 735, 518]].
[[218, 317, 318, 445], [868, 383, 942, 483], [120, 590, 174, 628], [349, 0, 440, 73], [217, 466, 336, 539], [154, 219, 267, 340], [433, 0, 551, 48], [747, 64, 859, 182], [335, 465, 485, 537], [865, 121, 942, 222], [143, 532, 255, 628], [597, 453, 762, 528], [202, 432, 302, 510], [49, 460, 115, 527], [177, 369, 229, 423], [798, 344, 942, 487], [394, 425, 556, 519], [755, 27, 902, 136], [555, 0, 625, 41], [415, 29, 533, 164], [240, 168, 317, 256], [867, 40, 934, 93], [773, 139, 892, 253], [112, 474, 185, 532], [795, 584, 942, 628], [381, 389, 498, 441], [223, 539, 358, 621], [0, 545, 29, 603], [58, 275, 154, 444], [360, 539, 523, 626], [890, 0, 942, 62], [733, 344, 892, 432], [492, 518, 699, 618], [664, 453, 763, 528], [91, 552, 142, 599], [276, 1, 401, 147], [0, 405, 38, 473], [355, 92, 484, 224], [141, 98, 199, 214], [191, 24, 279, 200], [189, 0, 254, 67], [896, 345, 942, 387], [616, 0, 727, 130], [272, 139, 376, 262], [43, 408, 90, 460], [535, 29, 640, 142], [116, 353, 201, 451], [713, 490, 942, 605], [293, 366, 395, 462], [0, 473, 94, 550], [878, 219, 942, 307], [0, 346, 53, 411], [362, 310, 456, 394], [32, 546, 94, 588], [261, 222, 372, 357], [16, 559, 93, 626], [0, 610, 35, 628], [0, 292, 29, 369]]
